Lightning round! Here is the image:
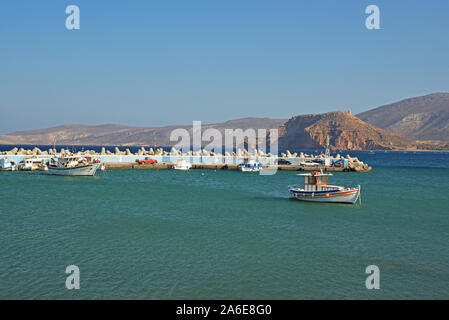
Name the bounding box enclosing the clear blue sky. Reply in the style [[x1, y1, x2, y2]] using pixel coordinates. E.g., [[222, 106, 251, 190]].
[[1, 0, 448, 133]]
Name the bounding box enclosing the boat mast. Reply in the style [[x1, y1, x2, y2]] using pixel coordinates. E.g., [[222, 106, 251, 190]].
[[325, 135, 330, 157], [52, 135, 58, 155]]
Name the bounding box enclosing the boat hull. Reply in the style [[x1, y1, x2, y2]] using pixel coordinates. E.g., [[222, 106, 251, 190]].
[[238, 163, 263, 172], [173, 166, 191, 171], [19, 166, 39, 171], [0, 167, 17, 172], [289, 187, 360, 204], [1, 159, 17, 171], [47, 163, 100, 176], [239, 167, 262, 172]]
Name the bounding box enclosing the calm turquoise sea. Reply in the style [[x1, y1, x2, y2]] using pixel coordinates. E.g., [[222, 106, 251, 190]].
[[1, 151, 448, 299]]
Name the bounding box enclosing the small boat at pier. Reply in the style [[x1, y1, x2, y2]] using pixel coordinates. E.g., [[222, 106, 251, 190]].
[[289, 171, 360, 204], [173, 158, 191, 171], [48, 156, 101, 176], [238, 159, 263, 172], [0, 157, 18, 171], [18, 157, 48, 171]]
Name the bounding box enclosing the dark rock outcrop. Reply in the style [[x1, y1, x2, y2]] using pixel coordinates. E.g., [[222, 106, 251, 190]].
[[278, 111, 412, 150]]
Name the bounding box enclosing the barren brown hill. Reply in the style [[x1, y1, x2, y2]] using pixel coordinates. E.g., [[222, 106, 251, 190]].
[[278, 111, 412, 150], [357, 92, 449, 141], [0, 118, 287, 146]]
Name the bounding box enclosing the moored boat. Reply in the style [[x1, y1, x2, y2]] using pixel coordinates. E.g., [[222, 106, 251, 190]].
[[289, 171, 360, 204], [238, 159, 263, 172], [38, 163, 48, 171], [0, 157, 18, 171], [48, 156, 101, 176], [18, 156, 48, 171], [173, 158, 191, 171]]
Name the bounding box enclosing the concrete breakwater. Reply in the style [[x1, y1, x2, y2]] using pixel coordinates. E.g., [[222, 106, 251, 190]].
[[0, 146, 372, 172], [105, 162, 364, 172]]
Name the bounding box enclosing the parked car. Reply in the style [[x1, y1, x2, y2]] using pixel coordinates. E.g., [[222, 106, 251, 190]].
[[299, 160, 321, 167], [136, 157, 158, 164], [276, 159, 292, 165]]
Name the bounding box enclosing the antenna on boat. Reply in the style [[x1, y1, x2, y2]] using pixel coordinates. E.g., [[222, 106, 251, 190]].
[[52, 135, 58, 155]]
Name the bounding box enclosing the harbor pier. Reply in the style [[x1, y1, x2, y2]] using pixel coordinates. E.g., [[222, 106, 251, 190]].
[[104, 163, 357, 172], [0, 147, 372, 172]]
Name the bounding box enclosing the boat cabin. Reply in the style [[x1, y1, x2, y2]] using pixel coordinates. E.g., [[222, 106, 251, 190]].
[[22, 157, 47, 167], [241, 158, 261, 166], [24, 158, 45, 165], [0, 157, 10, 166], [296, 171, 340, 192], [51, 156, 88, 168]]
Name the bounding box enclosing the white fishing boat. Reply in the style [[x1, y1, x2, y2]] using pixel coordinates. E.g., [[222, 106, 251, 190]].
[[289, 170, 360, 204], [238, 159, 263, 172], [0, 157, 18, 171], [48, 156, 101, 176], [18, 156, 48, 171], [173, 158, 191, 171]]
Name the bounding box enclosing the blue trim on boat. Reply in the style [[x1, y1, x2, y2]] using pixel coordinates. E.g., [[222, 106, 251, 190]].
[[289, 188, 341, 195]]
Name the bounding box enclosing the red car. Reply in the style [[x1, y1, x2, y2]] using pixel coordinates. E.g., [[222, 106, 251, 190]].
[[136, 157, 158, 164]]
